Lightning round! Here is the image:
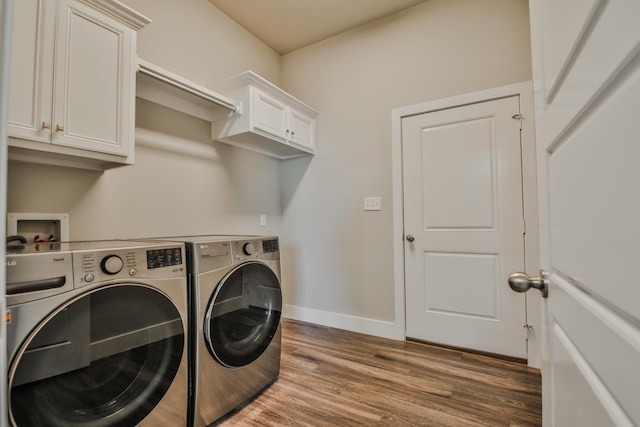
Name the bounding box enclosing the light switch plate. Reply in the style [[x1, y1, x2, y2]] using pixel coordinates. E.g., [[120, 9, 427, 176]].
[[364, 197, 381, 211]]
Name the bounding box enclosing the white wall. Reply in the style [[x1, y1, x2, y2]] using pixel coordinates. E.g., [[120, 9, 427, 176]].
[[125, 0, 281, 86], [7, 0, 533, 339], [7, 0, 284, 240], [279, 0, 533, 335]]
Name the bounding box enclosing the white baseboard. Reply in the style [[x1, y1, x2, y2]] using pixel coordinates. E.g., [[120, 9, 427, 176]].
[[282, 304, 404, 340]]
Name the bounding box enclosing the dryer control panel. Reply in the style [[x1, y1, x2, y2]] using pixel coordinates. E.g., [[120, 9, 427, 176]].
[[174, 236, 280, 273], [192, 241, 232, 272], [232, 238, 279, 262]]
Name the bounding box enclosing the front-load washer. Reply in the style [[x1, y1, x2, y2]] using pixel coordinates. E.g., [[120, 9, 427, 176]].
[[154, 235, 282, 427], [5, 240, 189, 426]]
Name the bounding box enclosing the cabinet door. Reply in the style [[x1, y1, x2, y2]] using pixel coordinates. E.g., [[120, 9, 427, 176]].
[[289, 108, 315, 150], [51, 0, 133, 156], [7, 0, 55, 143], [251, 88, 288, 142]]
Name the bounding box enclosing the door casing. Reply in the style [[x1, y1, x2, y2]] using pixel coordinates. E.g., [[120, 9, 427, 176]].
[[391, 81, 541, 367], [0, 0, 14, 421]]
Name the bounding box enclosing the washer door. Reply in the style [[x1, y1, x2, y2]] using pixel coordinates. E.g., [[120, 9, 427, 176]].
[[9, 285, 185, 427], [204, 261, 282, 367]]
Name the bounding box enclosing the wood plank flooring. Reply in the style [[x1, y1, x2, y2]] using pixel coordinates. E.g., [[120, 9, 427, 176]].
[[216, 319, 542, 426]]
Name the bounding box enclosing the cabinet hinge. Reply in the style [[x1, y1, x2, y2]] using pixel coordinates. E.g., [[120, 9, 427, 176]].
[[522, 218, 527, 234]]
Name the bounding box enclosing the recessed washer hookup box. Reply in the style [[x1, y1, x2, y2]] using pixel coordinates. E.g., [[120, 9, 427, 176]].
[[7, 213, 69, 243]]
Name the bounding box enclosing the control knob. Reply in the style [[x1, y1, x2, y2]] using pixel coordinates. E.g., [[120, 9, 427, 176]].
[[242, 242, 255, 256], [101, 255, 124, 275]]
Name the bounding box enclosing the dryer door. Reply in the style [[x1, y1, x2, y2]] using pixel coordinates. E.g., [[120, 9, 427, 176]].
[[8, 284, 185, 427], [204, 261, 282, 367]]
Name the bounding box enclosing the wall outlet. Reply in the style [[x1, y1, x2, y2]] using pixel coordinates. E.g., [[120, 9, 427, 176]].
[[260, 214, 266, 226], [364, 197, 381, 211]]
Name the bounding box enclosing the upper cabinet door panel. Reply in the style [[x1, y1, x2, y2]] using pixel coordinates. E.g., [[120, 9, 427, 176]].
[[252, 88, 288, 141], [8, 0, 54, 142], [52, 0, 132, 156], [289, 109, 314, 150]]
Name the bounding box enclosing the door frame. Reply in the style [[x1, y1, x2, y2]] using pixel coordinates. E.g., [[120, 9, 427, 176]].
[[391, 81, 542, 367], [1, 0, 14, 421]]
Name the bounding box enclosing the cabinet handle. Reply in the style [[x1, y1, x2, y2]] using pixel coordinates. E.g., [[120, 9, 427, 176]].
[[291, 131, 295, 138], [42, 122, 51, 130], [56, 124, 64, 132], [286, 129, 290, 136]]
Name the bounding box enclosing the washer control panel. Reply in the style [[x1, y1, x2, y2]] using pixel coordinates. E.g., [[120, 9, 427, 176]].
[[78, 251, 138, 285], [74, 244, 184, 287], [146, 247, 183, 269], [101, 255, 124, 275]]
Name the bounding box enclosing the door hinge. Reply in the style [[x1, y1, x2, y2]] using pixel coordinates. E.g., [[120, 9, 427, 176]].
[[512, 113, 523, 130], [522, 218, 526, 234], [524, 323, 533, 340]]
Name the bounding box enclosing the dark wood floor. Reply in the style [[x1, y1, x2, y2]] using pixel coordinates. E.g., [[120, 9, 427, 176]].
[[217, 319, 542, 426]]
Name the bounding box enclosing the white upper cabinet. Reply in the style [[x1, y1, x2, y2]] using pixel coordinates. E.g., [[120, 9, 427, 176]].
[[212, 71, 317, 160], [8, 0, 149, 170]]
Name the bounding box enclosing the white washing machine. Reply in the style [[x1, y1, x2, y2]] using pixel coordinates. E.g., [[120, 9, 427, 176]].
[[5, 240, 189, 426], [155, 235, 282, 427]]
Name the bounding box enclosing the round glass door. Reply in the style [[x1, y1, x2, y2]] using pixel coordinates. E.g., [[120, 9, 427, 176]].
[[9, 285, 185, 427], [204, 261, 282, 367]]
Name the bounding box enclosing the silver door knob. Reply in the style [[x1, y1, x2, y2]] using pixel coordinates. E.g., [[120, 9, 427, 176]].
[[508, 270, 549, 298], [405, 234, 415, 242]]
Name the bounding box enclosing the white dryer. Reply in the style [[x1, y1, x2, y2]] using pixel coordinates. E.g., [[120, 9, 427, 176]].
[[156, 235, 282, 427], [5, 240, 189, 426]]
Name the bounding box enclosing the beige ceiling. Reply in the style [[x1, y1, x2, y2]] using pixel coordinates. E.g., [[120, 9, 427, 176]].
[[208, 0, 429, 55]]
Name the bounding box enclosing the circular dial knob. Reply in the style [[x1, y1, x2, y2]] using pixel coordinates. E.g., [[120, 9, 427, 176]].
[[242, 242, 256, 256], [101, 255, 124, 275]]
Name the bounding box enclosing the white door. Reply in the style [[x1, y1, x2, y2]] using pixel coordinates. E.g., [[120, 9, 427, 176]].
[[403, 95, 527, 358], [529, 0, 640, 425]]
